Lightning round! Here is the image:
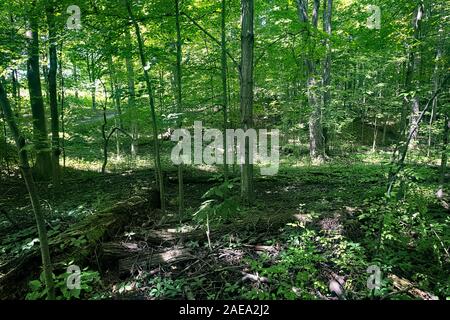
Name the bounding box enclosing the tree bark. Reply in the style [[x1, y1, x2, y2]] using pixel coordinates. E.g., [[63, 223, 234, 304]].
[[59, 42, 66, 169], [27, 4, 52, 180], [296, 0, 326, 163], [46, 1, 61, 185], [86, 54, 97, 111], [221, 0, 229, 181], [438, 115, 449, 197], [427, 23, 444, 157], [73, 62, 79, 99], [403, 3, 424, 146], [322, 0, 332, 153], [125, 29, 138, 156], [175, 0, 185, 216], [108, 55, 123, 129], [240, 0, 255, 203]]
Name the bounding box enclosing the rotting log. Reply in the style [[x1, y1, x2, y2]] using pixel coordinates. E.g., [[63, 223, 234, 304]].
[[101, 210, 298, 275], [118, 247, 193, 274], [388, 274, 438, 300], [100, 241, 193, 274]]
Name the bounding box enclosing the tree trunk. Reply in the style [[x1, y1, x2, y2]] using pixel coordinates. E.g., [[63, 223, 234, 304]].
[[372, 116, 378, 152], [27, 6, 52, 180], [322, 0, 332, 153], [221, 0, 229, 181], [73, 62, 79, 99], [59, 42, 66, 169], [1, 105, 9, 172], [438, 115, 449, 197], [108, 55, 123, 129], [0, 80, 55, 299], [11, 69, 20, 115], [427, 24, 444, 157], [46, 1, 61, 185], [240, 0, 255, 204], [175, 0, 185, 216], [125, 0, 166, 212], [125, 29, 138, 157], [87, 55, 97, 111], [296, 0, 325, 163], [107, 55, 122, 159], [404, 3, 424, 145]]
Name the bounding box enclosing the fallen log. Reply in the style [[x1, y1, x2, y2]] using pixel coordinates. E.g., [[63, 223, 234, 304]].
[[388, 274, 438, 300], [118, 247, 194, 274], [140, 210, 296, 246], [100, 210, 298, 275]]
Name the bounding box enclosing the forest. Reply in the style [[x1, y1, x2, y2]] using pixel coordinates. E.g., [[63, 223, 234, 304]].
[[0, 0, 448, 301]]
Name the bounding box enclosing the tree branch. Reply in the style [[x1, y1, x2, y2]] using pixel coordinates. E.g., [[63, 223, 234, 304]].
[[181, 12, 240, 72]]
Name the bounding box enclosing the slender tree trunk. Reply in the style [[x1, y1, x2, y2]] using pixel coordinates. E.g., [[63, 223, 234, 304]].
[[87, 55, 96, 111], [1, 105, 9, 172], [73, 62, 79, 99], [322, 0, 332, 154], [125, 0, 166, 212], [108, 55, 123, 129], [240, 0, 255, 203], [437, 115, 449, 197], [409, 96, 420, 147], [27, 6, 52, 180], [296, 0, 325, 163], [221, 0, 229, 181], [59, 43, 66, 169], [101, 87, 109, 174], [158, 69, 165, 115], [42, 59, 49, 104], [11, 69, 20, 116], [125, 29, 138, 157], [107, 55, 122, 159], [174, 0, 184, 216], [427, 25, 444, 157], [372, 116, 378, 152], [46, 2, 61, 185], [0, 81, 55, 299], [404, 3, 424, 146], [203, 38, 215, 107]]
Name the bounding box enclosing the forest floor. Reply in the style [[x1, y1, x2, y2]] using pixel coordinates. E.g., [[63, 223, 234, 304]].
[[0, 101, 448, 299], [1, 153, 447, 300]]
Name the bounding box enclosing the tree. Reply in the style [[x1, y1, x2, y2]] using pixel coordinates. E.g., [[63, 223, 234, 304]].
[[295, 0, 326, 163], [46, 0, 61, 185], [403, 2, 425, 146], [124, 28, 138, 157], [240, 0, 255, 203], [27, 1, 52, 180], [0, 80, 55, 300], [174, 0, 185, 216], [322, 0, 332, 153], [125, 0, 166, 211], [221, 0, 229, 181]]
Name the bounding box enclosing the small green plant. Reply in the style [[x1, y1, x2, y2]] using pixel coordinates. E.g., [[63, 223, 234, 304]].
[[194, 179, 240, 225], [26, 265, 100, 300], [147, 276, 187, 299]]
